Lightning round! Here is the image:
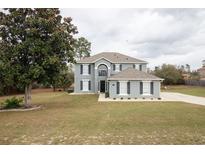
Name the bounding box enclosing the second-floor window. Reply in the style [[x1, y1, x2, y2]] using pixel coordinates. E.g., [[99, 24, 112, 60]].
[[139, 64, 142, 71], [113, 64, 122, 72], [80, 64, 91, 75], [98, 70, 107, 76], [133, 64, 142, 71]]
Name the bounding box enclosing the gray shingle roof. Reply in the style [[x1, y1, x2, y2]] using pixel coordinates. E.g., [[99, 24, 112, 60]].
[[108, 67, 163, 81], [77, 52, 147, 64]]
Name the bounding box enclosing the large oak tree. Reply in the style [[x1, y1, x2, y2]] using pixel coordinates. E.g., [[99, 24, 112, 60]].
[[0, 8, 77, 107]]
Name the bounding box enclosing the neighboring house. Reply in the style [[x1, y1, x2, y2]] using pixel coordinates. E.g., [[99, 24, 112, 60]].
[[74, 52, 163, 99]]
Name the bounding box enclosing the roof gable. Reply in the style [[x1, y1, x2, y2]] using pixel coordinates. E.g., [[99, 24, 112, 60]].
[[93, 57, 113, 63]]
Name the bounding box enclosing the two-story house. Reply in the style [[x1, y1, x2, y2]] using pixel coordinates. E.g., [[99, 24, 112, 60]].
[[74, 52, 163, 99]]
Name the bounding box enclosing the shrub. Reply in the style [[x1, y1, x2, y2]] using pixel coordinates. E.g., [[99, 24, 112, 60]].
[[3, 97, 23, 109], [105, 92, 109, 98], [0, 101, 4, 109], [67, 89, 74, 93]]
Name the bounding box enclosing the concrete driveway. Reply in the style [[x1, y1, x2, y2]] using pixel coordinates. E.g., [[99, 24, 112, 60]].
[[98, 92, 205, 106], [161, 92, 205, 106]]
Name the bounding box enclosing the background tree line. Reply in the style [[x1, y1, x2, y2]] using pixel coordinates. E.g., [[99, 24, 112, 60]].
[[154, 64, 200, 85]]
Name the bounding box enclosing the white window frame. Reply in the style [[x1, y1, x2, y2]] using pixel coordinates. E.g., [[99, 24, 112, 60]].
[[135, 64, 139, 70], [115, 64, 120, 72], [142, 81, 151, 96], [82, 79, 89, 91], [83, 64, 89, 75], [119, 81, 128, 95]]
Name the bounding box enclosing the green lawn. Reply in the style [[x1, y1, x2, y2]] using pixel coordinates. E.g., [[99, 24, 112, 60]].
[[162, 85, 205, 97], [1, 91, 205, 144]]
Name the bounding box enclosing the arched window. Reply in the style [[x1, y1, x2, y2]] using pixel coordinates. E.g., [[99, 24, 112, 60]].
[[98, 64, 108, 76]]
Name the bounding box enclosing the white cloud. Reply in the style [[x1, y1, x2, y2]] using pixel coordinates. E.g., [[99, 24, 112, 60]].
[[61, 8, 205, 70]]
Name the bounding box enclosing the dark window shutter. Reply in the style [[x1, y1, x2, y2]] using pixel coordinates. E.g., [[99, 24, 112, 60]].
[[113, 64, 116, 71], [120, 64, 122, 71], [88, 81, 91, 90], [80, 64, 83, 74], [127, 81, 130, 94], [80, 81, 83, 90], [117, 82, 119, 94], [139, 65, 142, 71], [140, 82, 143, 94], [88, 64, 91, 74], [150, 82, 154, 94], [133, 64, 135, 69]]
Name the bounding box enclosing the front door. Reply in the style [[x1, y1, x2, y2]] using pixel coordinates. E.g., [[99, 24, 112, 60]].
[[100, 80, 105, 92]]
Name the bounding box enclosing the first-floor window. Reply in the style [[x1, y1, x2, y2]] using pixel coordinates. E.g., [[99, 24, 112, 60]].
[[140, 81, 154, 95], [143, 81, 150, 95], [116, 81, 130, 95], [80, 80, 91, 91], [120, 81, 127, 95]]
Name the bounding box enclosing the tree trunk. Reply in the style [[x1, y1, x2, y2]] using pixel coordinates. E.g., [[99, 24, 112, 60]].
[[53, 86, 56, 92], [24, 83, 32, 107], [24, 86, 28, 106]]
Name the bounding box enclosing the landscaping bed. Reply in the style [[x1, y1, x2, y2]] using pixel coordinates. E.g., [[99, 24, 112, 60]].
[[0, 105, 42, 112], [0, 95, 42, 112]]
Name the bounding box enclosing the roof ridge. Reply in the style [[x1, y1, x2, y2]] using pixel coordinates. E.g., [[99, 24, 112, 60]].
[[77, 52, 148, 63], [108, 67, 163, 80]]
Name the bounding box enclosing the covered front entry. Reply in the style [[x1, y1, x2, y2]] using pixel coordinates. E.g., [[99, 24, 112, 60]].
[[100, 80, 105, 92]]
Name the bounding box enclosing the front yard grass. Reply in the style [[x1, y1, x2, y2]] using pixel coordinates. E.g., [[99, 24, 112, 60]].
[[162, 85, 205, 97], [1, 90, 205, 144]]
